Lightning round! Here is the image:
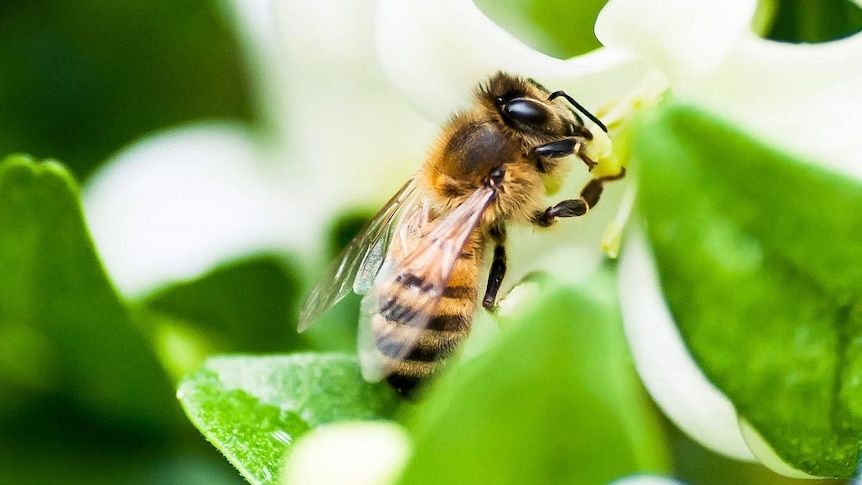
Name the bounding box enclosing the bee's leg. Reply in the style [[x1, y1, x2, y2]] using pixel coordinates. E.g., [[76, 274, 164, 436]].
[[532, 198, 588, 227], [533, 138, 596, 170], [532, 169, 626, 227], [482, 225, 507, 310]]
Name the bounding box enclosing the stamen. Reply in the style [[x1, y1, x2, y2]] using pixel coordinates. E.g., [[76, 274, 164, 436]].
[[601, 182, 637, 259]]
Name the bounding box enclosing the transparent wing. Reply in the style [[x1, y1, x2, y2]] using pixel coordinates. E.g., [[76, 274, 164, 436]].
[[297, 178, 419, 332], [357, 186, 497, 382]]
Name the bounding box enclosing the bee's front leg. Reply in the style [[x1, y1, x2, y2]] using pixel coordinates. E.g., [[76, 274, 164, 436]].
[[532, 137, 597, 170], [482, 225, 507, 310], [532, 169, 626, 227]]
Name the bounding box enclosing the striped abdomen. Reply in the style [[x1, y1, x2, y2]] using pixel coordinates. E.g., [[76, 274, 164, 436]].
[[372, 236, 484, 396]]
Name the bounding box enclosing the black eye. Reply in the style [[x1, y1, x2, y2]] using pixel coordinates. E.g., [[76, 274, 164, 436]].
[[500, 98, 549, 130]]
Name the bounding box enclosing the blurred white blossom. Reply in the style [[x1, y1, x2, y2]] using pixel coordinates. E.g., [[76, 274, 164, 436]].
[[84, 0, 435, 296], [608, 476, 688, 485], [280, 421, 410, 485]]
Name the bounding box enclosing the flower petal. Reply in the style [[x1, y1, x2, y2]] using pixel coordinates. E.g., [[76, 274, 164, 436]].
[[617, 229, 755, 461], [269, 0, 438, 209], [83, 124, 293, 297], [596, 0, 757, 82], [280, 421, 410, 485], [376, 0, 657, 122], [597, 0, 862, 178]]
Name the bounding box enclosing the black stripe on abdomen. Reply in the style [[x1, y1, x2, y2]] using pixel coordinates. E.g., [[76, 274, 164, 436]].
[[379, 301, 421, 323], [376, 335, 451, 362], [374, 317, 465, 361], [426, 313, 469, 332]]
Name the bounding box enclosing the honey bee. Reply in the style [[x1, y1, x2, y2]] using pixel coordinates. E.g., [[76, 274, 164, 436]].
[[298, 71, 624, 396]]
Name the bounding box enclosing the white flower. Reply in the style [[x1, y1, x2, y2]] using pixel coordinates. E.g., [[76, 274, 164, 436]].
[[280, 421, 410, 485], [596, 0, 862, 179], [376, 0, 658, 124]]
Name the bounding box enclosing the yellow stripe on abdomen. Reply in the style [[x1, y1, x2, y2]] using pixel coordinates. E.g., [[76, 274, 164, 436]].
[[374, 232, 486, 395]]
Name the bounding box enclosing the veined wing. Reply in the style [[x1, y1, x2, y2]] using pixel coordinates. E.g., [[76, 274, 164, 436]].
[[298, 178, 419, 332], [358, 186, 497, 382]]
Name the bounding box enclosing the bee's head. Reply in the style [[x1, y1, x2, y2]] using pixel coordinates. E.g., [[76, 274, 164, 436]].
[[481, 71, 601, 143]]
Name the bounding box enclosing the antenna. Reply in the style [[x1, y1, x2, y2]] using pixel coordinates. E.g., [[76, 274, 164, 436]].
[[548, 91, 608, 133]]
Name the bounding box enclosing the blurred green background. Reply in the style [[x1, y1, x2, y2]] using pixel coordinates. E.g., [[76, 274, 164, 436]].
[[0, 0, 859, 484], [0, 0, 254, 181]]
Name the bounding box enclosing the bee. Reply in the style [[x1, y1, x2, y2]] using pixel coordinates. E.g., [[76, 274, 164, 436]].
[[298, 71, 624, 396]]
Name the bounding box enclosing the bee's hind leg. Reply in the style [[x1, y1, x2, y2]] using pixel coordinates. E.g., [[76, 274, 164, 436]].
[[532, 169, 626, 227], [482, 226, 507, 310]]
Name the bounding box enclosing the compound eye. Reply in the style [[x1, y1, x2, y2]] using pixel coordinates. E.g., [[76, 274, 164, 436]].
[[500, 98, 550, 130]]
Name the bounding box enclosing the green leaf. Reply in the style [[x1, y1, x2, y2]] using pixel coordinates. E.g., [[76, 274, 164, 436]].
[[398, 272, 669, 485], [177, 353, 401, 485], [144, 255, 305, 354], [0, 154, 177, 433], [144, 250, 360, 374], [473, 0, 606, 58], [764, 0, 862, 43], [635, 102, 862, 477]]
